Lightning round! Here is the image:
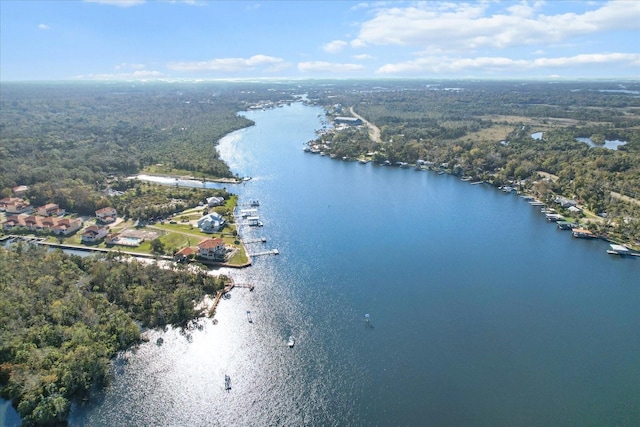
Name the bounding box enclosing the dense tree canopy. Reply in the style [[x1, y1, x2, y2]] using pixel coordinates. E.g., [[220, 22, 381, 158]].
[[0, 245, 228, 425]]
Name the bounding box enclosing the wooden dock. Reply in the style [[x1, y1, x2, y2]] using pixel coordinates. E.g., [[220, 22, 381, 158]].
[[248, 249, 279, 257], [244, 237, 267, 244]]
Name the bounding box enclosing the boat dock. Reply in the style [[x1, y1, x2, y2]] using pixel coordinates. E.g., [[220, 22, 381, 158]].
[[244, 237, 267, 244], [248, 249, 279, 257]]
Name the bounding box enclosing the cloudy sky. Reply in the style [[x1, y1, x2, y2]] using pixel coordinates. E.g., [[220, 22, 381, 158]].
[[1, 0, 639, 81]]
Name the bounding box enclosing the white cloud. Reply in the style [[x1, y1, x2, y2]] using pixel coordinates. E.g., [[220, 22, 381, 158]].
[[38, 24, 50, 30], [322, 40, 348, 54], [353, 54, 375, 60], [298, 61, 364, 73], [114, 63, 145, 70], [76, 70, 164, 80], [376, 52, 640, 75], [84, 0, 146, 7], [167, 55, 285, 73], [352, 1, 640, 52]]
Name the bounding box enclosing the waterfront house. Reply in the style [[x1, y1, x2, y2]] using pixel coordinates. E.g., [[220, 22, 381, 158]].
[[206, 196, 224, 207], [81, 225, 109, 243], [96, 207, 117, 224], [573, 228, 596, 239], [37, 203, 65, 217], [52, 218, 82, 235], [555, 197, 577, 208], [197, 238, 228, 261], [5, 213, 81, 235], [174, 246, 196, 262], [196, 212, 226, 233], [2, 214, 26, 230]]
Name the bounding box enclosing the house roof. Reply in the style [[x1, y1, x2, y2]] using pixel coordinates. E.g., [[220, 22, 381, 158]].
[[176, 247, 196, 256], [198, 238, 224, 249], [96, 207, 116, 215]]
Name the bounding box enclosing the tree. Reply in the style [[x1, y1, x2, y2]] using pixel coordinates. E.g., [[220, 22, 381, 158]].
[[150, 238, 165, 255]]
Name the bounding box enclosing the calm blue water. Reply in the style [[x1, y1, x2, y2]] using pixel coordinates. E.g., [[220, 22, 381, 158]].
[[4, 102, 638, 426], [575, 137, 628, 150]]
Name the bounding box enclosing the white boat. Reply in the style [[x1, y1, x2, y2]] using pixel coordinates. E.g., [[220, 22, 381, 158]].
[[287, 336, 295, 347], [224, 375, 231, 391]]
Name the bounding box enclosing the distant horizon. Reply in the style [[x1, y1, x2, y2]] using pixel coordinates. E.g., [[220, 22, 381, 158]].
[[2, 76, 640, 84], [1, 1, 638, 82]]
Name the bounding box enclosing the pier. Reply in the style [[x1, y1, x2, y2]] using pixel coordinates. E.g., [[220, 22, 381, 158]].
[[248, 249, 279, 257], [244, 237, 267, 244]]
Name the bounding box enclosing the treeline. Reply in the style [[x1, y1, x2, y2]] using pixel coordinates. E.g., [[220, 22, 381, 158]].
[[0, 245, 229, 425]]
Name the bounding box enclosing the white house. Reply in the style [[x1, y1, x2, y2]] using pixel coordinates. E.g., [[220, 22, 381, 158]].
[[96, 207, 117, 223], [196, 212, 226, 233], [206, 196, 224, 207], [81, 225, 109, 243]]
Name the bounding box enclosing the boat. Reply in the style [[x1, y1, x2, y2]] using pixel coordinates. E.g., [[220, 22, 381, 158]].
[[287, 336, 295, 348], [365, 313, 370, 323], [246, 311, 253, 323], [224, 375, 231, 391]]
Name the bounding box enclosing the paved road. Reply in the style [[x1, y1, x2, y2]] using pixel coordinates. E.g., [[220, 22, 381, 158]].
[[350, 106, 381, 143]]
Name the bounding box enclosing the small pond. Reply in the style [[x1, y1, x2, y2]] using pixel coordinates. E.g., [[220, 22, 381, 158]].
[[575, 137, 628, 150]]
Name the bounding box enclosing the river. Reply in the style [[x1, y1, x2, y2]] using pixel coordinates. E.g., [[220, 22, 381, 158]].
[[4, 102, 639, 426]]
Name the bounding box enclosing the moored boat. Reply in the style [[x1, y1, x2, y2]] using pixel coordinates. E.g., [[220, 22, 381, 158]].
[[287, 336, 295, 347]]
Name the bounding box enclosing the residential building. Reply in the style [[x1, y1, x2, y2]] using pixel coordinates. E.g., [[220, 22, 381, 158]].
[[4, 200, 32, 214], [2, 213, 81, 235], [206, 196, 224, 207], [197, 238, 228, 261], [96, 207, 117, 224], [37, 203, 65, 217], [334, 116, 362, 125], [196, 212, 226, 233], [81, 225, 109, 243], [12, 185, 29, 197], [174, 246, 196, 262]]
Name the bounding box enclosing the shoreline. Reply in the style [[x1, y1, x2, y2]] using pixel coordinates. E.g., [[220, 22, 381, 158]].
[[130, 173, 245, 186]]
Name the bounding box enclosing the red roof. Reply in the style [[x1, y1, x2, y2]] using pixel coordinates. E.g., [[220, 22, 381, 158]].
[[176, 247, 196, 256], [198, 238, 224, 249]]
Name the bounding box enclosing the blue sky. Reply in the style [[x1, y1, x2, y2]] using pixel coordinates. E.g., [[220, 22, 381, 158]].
[[1, 0, 639, 81]]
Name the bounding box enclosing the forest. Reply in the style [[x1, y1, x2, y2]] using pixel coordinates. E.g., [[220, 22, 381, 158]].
[[0, 245, 229, 425], [0, 82, 300, 214]]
